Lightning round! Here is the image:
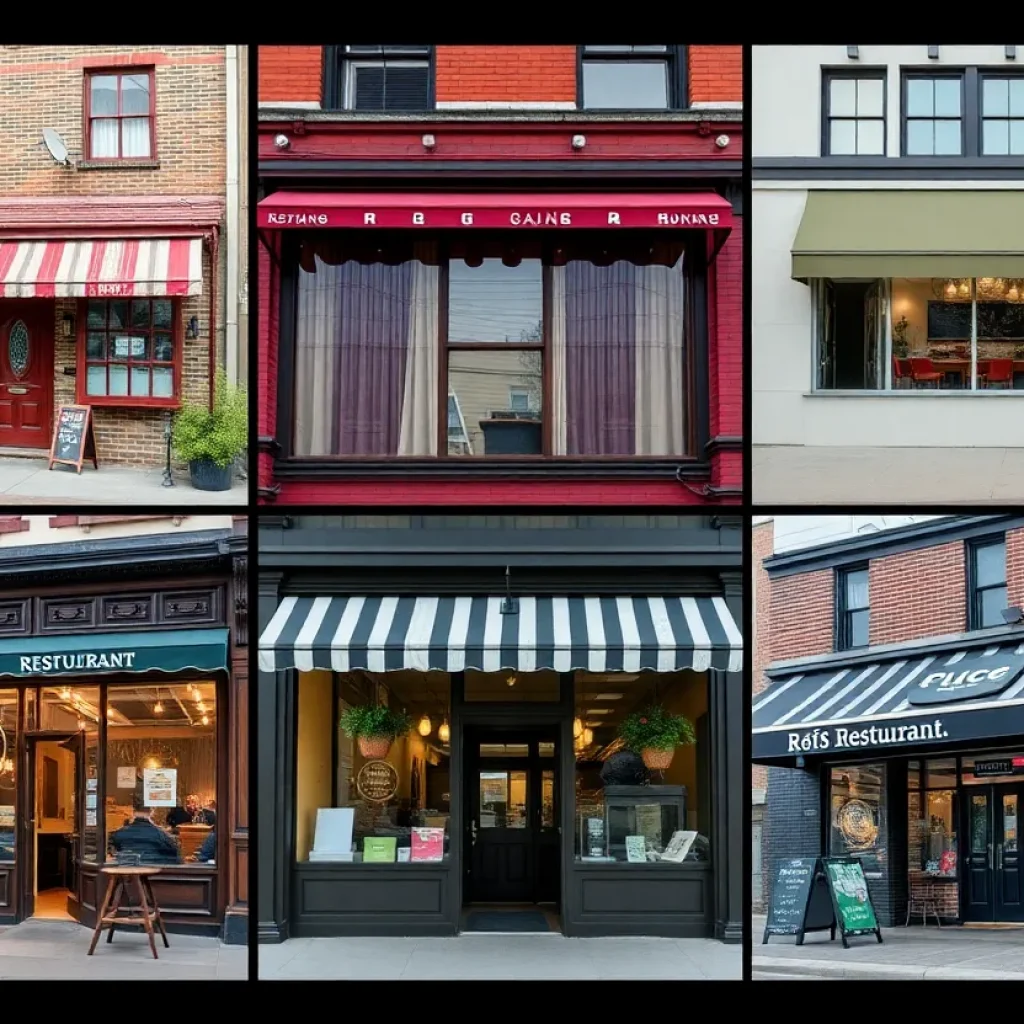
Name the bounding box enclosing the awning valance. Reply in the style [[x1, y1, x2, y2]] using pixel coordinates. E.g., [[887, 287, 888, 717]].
[[0, 237, 204, 298], [0, 628, 229, 678], [791, 190, 1024, 280], [259, 595, 743, 675], [752, 639, 1024, 761], [257, 191, 734, 231]]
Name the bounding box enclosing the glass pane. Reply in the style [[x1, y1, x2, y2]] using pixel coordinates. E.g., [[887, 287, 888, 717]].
[[121, 119, 151, 159], [934, 78, 961, 116], [152, 367, 173, 399], [83, 723, 99, 862], [448, 258, 542, 345], [448, 350, 542, 457], [908, 761, 921, 789], [857, 78, 884, 117], [108, 363, 129, 396], [857, 119, 885, 155], [971, 793, 990, 853], [1011, 79, 1024, 116], [86, 366, 107, 395], [153, 332, 173, 362], [479, 772, 509, 827], [87, 301, 107, 329], [906, 78, 933, 116], [829, 764, 887, 877], [508, 771, 527, 828], [108, 301, 130, 330], [582, 61, 669, 109], [925, 758, 956, 789], [1004, 794, 1018, 854], [153, 300, 173, 329], [829, 119, 856, 155], [538, 742, 555, 758], [121, 73, 150, 115], [975, 541, 1006, 588], [981, 585, 1008, 627], [910, 790, 956, 875], [39, 685, 100, 731], [1012, 120, 1024, 155], [984, 78, 1009, 116], [86, 332, 106, 359], [7, 320, 28, 378], [130, 300, 151, 329], [0, 690, 17, 862], [542, 771, 555, 828], [906, 119, 933, 155], [130, 366, 150, 396], [984, 119, 1010, 156], [464, 670, 560, 702], [849, 609, 869, 648], [829, 78, 856, 117], [90, 75, 118, 116], [962, 753, 1024, 785], [846, 570, 869, 608], [479, 743, 528, 758], [90, 120, 119, 159], [106, 682, 217, 865], [934, 119, 962, 155]]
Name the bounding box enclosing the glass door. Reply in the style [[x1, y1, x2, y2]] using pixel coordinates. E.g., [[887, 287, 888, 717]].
[[963, 789, 993, 921], [995, 785, 1023, 922]]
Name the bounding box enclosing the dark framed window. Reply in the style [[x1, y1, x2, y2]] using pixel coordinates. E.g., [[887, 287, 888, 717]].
[[324, 45, 433, 111], [968, 536, 1007, 629], [84, 68, 156, 161], [285, 231, 702, 461], [821, 70, 886, 155], [902, 72, 965, 155], [836, 565, 869, 650], [980, 74, 1024, 155], [80, 298, 179, 408], [578, 45, 686, 110]]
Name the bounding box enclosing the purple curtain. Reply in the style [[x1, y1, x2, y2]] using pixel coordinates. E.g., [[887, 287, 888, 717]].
[[563, 261, 637, 456], [333, 261, 414, 455]]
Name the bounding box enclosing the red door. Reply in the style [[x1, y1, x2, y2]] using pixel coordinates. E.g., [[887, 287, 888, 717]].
[[0, 301, 54, 449]]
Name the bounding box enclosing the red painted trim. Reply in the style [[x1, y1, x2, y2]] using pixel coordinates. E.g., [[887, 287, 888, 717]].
[[0, 516, 30, 534], [83, 66, 157, 164], [48, 516, 80, 527], [0, 195, 225, 234], [49, 515, 184, 527]]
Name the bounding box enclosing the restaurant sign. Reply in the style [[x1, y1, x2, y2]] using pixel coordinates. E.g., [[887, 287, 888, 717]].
[[784, 717, 950, 754], [907, 651, 1024, 707]]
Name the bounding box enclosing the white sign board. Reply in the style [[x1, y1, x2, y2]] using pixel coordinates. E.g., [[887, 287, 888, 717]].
[[661, 830, 698, 863], [117, 767, 136, 789], [142, 767, 177, 808]]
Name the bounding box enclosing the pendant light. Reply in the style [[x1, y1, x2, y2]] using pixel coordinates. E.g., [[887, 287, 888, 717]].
[[418, 714, 433, 737], [438, 720, 450, 744], [573, 717, 583, 738], [582, 727, 594, 746]]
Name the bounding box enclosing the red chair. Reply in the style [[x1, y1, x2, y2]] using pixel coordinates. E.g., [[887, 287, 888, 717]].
[[892, 356, 905, 389], [984, 358, 1013, 389], [909, 357, 942, 389], [977, 360, 991, 387], [898, 359, 913, 387]]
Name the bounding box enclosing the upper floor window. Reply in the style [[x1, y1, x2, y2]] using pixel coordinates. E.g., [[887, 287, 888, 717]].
[[329, 45, 432, 111], [837, 566, 869, 650], [969, 536, 1007, 629], [822, 71, 885, 155], [579, 45, 686, 110], [981, 75, 1024, 155], [85, 69, 155, 160], [903, 74, 963, 155]]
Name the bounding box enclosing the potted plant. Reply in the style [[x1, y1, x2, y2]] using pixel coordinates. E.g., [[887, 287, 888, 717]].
[[339, 704, 412, 759], [618, 703, 696, 771], [171, 369, 248, 491], [892, 316, 910, 359]]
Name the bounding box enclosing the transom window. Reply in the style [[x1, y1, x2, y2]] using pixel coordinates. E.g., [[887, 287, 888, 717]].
[[83, 298, 177, 406], [579, 45, 685, 110], [85, 69, 154, 160], [291, 233, 692, 459], [969, 537, 1007, 630], [822, 71, 885, 155], [904, 74, 963, 155], [836, 566, 869, 651], [329, 45, 432, 111]]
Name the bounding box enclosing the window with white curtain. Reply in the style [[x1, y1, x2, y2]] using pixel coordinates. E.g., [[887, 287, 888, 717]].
[[86, 69, 154, 160]]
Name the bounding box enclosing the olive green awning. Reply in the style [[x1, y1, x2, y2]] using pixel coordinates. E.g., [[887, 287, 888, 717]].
[[791, 190, 1024, 280]]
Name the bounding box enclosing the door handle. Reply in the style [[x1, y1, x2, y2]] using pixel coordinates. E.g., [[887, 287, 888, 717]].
[[997, 844, 1003, 871], [988, 843, 994, 870], [6, 387, 28, 395]]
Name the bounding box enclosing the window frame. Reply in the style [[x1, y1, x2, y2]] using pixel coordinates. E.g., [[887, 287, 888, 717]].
[[576, 45, 688, 112], [274, 228, 713, 478], [322, 45, 435, 112], [835, 563, 870, 652], [901, 69, 967, 157], [967, 534, 1008, 630], [820, 67, 888, 157], [75, 297, 183, 410], [82, 66, 157, 163], [978, 68, 1024, 156]]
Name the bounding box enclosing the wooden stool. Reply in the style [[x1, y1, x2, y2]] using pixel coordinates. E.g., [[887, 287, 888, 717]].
[[88, 866, 170, 959]]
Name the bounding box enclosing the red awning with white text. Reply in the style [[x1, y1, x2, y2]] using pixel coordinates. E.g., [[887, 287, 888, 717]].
[[257, 191, 734, 231]]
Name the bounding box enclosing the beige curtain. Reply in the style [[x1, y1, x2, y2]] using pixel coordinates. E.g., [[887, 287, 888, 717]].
[[294, 259, 339, 456], [548, 265, 568, 455], [398, 242, 439, 456]]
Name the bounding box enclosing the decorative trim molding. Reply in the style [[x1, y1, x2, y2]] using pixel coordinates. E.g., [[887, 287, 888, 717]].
[[435, 101, 576, 110], [259, 100, 321, 110], [233, 554, 248, 647], [689, 101, 742, 110]]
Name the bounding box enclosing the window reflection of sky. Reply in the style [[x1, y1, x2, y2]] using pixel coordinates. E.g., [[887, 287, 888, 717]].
[[448, 260, 543, 343]]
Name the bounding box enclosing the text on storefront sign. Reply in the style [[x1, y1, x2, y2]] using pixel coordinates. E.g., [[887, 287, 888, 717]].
[[261, 209, 723, 228], [19, 651, 137, 674], [787, 718, 949, 753]]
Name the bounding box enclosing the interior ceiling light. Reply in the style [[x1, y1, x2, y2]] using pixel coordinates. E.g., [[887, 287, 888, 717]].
[[582, 728, 594, 745], [586, 708, 613, 715], [593, 693, 625, 700], [154, 700, 164, 715], [418, 714, 433, 737], [59, 686, 72, 700], [506, 675, 516, 687], [573, 717, 583, 738], [201, 714, 209, 726], [438, 720, 450, 743]]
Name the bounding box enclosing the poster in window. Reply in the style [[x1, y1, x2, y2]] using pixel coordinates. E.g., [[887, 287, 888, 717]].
[[142, 767, 177, 807], [411, 826, 445, 862], [625, 835, 647, 863], [86, 809, 97, 827], [116, 767, 136, 789], [661, 830, 698, 863]]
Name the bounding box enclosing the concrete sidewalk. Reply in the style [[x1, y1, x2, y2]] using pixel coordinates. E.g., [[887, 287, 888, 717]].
[[259, 934, 741, 980], [0, 918, 247, 980], [752, 915, 1024, 980], [0, 456, 245, 504], [753, 445, 1024, 504]]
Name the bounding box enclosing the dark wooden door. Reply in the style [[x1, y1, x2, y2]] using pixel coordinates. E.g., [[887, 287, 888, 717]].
[[964, 787, 993, 921], [994, 784, 1024, 923], [18, 737, 37, 920], [0, 301, 54, 449]]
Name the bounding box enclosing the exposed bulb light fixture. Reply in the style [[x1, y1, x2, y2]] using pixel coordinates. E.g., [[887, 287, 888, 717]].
[[201, 714, 209, 726], [59, 686, 72, 700], [154, 700, 164, 715], [438, 720, 450, 743], [573, 717, 583, 738], [506, 675, 516, 687], [582, 727, 594, 746], [418, 714, 433, 737]]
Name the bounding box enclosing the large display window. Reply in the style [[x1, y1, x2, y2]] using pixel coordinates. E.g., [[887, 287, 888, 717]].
[[829, 763, 887, 878]]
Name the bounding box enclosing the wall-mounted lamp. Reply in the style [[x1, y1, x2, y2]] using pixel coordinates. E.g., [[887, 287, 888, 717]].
[[927, 45, 939, 59], [274, 133, 290, 150], [186, 316, 199, 339], [846, 46, 859, 59], [61, 312, 75, 339], [1007, 46, 1017, 60], [421, 133, 436, 149], [571, 134, 586, 150], [715, 134, 730, 149]]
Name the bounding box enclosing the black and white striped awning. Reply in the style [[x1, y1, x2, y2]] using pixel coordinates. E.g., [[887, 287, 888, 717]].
[[753, 639, 1024, 761], [259, 595, 743, 675]]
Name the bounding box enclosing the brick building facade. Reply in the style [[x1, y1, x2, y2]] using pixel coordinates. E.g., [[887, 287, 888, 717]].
[[0, 46, 245, 467], [753, 515, 1024, 928], [256, 45, 743, 505]]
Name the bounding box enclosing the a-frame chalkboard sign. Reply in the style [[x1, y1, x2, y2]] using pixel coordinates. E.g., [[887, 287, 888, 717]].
[[822, 857, 884, 948], [762, 856, 836, 945], [48, 404, 98, 474]]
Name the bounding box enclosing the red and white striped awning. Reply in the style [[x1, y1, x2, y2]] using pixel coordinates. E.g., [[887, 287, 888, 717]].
[[0, 237, 204, 298]]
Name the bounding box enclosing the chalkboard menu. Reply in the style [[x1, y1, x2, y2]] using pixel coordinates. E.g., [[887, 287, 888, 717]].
[[822, 857, 884, 948], [762, 857, 836, 945], [928, 301, 1024, 340], [48, 404, 98, 474]]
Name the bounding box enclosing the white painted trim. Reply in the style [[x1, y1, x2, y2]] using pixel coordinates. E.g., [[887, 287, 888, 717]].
[[435, 101, 576, 111], [224, 45, 239, 387], [689, 101, 743, 110], [258, 100, 321, 110]]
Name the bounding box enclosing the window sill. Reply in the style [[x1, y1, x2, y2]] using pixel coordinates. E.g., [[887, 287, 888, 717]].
[[79, 396, 181, 410], [77, 159, 161, 171], [804, 390, 1024, 398]]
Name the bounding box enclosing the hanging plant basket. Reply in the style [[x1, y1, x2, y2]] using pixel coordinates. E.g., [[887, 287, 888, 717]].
[[340, 703, 413, 761], [358, 735, 393, 759], [641, 747, 676, 771]]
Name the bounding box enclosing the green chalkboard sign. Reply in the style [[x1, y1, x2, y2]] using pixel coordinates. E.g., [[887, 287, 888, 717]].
[[822, 857, 884, 948]]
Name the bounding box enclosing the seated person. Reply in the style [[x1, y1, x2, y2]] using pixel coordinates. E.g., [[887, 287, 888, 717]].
[[109, 792, 182, 865], [195, 829, 216, 863], [0, 827, 13, 861], [165, 801, 192, 829], [167, 794, 215, 828], [200, 798, 216, 827]]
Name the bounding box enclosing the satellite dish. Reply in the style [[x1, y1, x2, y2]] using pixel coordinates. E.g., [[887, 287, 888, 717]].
[[42, 127, 69, 166]]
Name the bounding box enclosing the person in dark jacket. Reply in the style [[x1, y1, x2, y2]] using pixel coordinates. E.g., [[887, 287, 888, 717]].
[[109, 793, 181, 865], [195, 829, 216, 862]]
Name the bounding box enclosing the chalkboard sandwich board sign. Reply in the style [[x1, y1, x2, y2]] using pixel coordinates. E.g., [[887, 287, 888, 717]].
[[822, 857, 884, 948], [48, 405, 98, 474], [762, 856, 836, 945]]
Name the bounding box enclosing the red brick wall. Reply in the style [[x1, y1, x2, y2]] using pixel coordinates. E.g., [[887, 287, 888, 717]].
[[689, 46, 742, 103], [769, 568, 835, 660], [1007, 527, 1024, 610], [436, 46, 575, 103], [258, 45, 321, 104]]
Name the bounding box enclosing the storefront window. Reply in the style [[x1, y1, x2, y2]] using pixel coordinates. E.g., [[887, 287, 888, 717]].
[[573, 669, 708, 864], [104, 682, 218, 866], [295, 670, 452, 864], [40, 685, 99, 731], [829, 764, 886, 878], [0, 690, 17, 862], [814, 277, 1024, 392], [908, 759, 957, 877]]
